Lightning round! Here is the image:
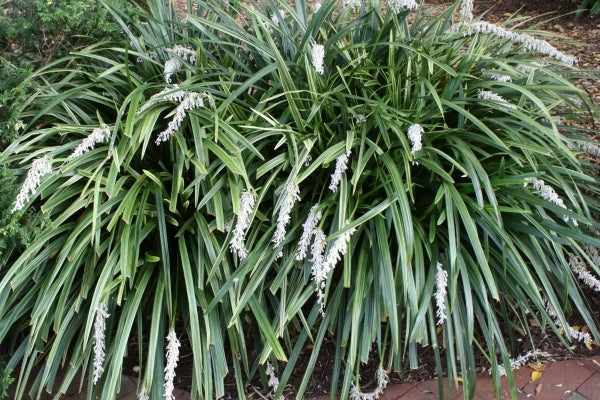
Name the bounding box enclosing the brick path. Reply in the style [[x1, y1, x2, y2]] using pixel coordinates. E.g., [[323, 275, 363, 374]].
[[11, 356, 600, 399]]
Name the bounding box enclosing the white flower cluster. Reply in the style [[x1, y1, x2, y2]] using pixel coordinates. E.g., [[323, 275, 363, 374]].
[[266, 363, 280, 397], [311, 44, 325, 75], [11, 155, 53, 213], [349, 366, 389, 400], [481, 69, 512, 82], [230, 190, 257, 260], [296, 204, 323, 261], [388, 0, 418, 14], [517, 62, 550, 74], [342, 0, 361, 9], [477, 89, 516, 110], [496, 350, 552, 377], [164, 330, 181, 400], [312, 222, 356, 315], [407, 124, 424, 155], [164, 45, 196, 84], [569, 254, 600, 292], [524, 177, 578, 225], [69, 124, 111, 158], [271, 9, 285, 26], [546, 300, 592, 343], [459, 0, 473, 22], [137, 388, 149, 400], [435, 263, 448, 325], [273, 183, 301, 258], [329, 151, 351, 192], [463, 22, 577, 66], [155, 90, 213, 144], [93, 302, 109, 385], [576, 140, 600, 158]]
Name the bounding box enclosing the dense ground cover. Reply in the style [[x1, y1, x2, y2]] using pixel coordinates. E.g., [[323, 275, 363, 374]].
[[1, 1, 600, 400]]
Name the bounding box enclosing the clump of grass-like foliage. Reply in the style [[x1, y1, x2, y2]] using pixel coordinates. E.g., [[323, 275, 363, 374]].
[[1, 1, 600, 399]]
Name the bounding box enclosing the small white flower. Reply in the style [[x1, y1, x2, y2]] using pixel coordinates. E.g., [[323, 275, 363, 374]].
[[434, 263, 448, 325], [495, 350, 552, 377], [313, 222, 356, 314], [69, 124, 111, 158], [93, 302, 109, 385], [477, 89, 517, 110], [355, 114, 366, 125], [163, 45, 196, 83], [341, 0, 361, 9], [11, 155, 53, 213], [569, 254, 600, 292], [388, 0, 418, 14], [349, 366, 389, 400], [311, 44, 325, 75], [271, 9, 285, 26], [266, 363, 280, 395], [155, 91, 212, 144], [546, 300, 592, 343], [273, 182, 301, 256], [407, 124, 424, 155], [459, 0, 473, 22], [576, 141, 600, 158], [314, 2, 322, 12], [230, 190, 257, 260], [481, 69, 512, 82], [164, 330, 181, 400], [310, 228, 327, 313], [296, 204, 323, 261], [524, 178, 577, 225], [138, 388, 149, 400], [463, 22, 577, 66], [329, 151, 351, 193]]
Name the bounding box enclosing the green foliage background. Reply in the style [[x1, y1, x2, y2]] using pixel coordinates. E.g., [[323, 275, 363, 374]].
[[1, 1, 600, 400]]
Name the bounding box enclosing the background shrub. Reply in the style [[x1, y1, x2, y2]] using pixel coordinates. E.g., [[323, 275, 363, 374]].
[[1, 1, 599, 400]]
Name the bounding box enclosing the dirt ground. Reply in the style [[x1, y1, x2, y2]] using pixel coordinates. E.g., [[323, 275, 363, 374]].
[[158, 1, 600, 398]]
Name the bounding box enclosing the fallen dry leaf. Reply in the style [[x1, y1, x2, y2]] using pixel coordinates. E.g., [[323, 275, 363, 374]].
[[528, 362, 546, 372], [535, 383, 543, 396], [532, 370, 543, 382]]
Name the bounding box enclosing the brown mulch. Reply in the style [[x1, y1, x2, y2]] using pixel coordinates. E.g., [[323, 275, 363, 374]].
[[150, 1, 600, 399]]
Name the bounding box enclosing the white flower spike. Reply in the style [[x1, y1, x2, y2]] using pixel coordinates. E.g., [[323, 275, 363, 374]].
[[313, 222, 356, 315], [463, 22, 577, 66], [569, 254, 600, 292], [459, 0, 473, 22], [407, 124, 424, 155], [11, 155, 53, 213], [329, 151, 351, 193], [349, 366, 389, 400], [524, 178, 578, 225], [230, 190, 257, 260], [93, 302, 109, 385], [311, 44, 325, 75], [435, 263, 448, 325], [164, 45, 196, 83], [388, 0, 418, 15], [69, 124, 111, 158], [477, 89, 517, 110], [155, 90, 212, 144], [273, 182, 301, 257], [296, 204, 323, 261], [164, 330, 181, 400]]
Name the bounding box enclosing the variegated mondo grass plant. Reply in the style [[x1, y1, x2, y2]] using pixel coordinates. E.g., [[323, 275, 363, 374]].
[[1, 0, 600, 399]]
